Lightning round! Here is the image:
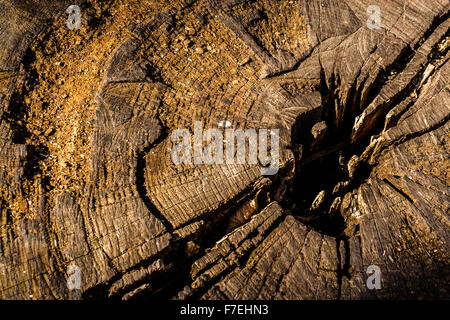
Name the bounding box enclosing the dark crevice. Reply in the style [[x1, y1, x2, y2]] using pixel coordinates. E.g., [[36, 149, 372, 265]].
[[4, 47, 50, 185], [383, 178, 414, 204], [336, 238, 351, 300], [282, 68, 357, 239], [5, 48, 36, 145], [135, 123, 174, 233]]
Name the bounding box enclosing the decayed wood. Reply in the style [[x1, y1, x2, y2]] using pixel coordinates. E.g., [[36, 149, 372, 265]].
[[0, 0, 448, 300]]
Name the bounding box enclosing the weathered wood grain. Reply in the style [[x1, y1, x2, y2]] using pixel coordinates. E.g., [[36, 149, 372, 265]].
[[0, 0, 448, 300]]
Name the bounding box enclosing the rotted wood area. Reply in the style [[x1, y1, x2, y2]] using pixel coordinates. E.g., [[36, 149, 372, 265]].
[[0, 0, 449, 300]]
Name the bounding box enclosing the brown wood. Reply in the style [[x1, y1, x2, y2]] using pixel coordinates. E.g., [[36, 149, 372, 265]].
[[0, 0, 448, 300]]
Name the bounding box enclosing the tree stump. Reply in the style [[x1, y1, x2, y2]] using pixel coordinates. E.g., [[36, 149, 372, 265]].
[[0, 0, 448, 300]]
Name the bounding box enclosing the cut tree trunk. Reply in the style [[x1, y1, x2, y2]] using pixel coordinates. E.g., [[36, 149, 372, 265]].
[[0, 0, 448, 300]]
